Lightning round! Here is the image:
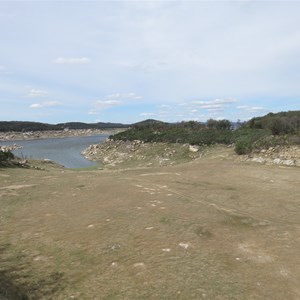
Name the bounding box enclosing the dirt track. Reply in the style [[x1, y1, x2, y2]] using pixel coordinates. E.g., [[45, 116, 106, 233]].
[[0, 149, 300, 299]]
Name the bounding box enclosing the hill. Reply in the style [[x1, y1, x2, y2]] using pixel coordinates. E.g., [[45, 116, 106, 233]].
[[0, 121, 128, 132], [248, 110, 300, 134]]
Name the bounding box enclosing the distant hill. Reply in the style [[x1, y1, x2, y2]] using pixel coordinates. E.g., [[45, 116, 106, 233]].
[[57, 122, 128, 130], [0, 121, 128, 132]]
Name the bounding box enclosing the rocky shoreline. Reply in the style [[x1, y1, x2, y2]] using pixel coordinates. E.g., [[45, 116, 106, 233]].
[[82, 139, 300, 169], [0, 128, 126, 142]]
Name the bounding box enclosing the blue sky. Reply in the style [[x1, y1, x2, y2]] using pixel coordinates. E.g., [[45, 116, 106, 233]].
[[1, 1, 300, 124]]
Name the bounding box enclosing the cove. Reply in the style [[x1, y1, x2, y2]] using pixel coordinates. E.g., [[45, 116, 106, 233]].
[[0, 134, 108, 169]]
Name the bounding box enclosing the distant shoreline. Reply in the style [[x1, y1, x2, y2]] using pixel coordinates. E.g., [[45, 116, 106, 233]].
[[0, 128, 127, 142]]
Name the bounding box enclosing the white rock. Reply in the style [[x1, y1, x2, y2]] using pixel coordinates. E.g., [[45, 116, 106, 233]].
[[282, 160, 295, 166], [273, 158, 282, 165], [189, 145, 199, 153], [251, 157, 265, 164]]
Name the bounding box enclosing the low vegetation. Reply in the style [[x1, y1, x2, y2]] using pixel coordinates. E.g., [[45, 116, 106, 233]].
[[0, 150, 14, 163], [110, 111, 300, 155]]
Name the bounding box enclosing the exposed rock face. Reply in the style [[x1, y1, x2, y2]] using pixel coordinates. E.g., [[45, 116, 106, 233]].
[[238, 145, 300, 167]]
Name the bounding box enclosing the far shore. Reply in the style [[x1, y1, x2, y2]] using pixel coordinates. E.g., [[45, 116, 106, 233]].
[[0, 128, 127, 142]]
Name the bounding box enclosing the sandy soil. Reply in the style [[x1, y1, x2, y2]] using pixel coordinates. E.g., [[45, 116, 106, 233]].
[[0, 148, 300, 299]]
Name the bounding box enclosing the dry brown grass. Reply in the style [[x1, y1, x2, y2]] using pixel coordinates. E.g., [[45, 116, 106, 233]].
[[0, 147, 300, 299]]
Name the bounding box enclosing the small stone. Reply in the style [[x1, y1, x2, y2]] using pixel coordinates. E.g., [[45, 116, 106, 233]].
[[162, 248, 171, 252], [179, 242, 190, 249], [133, 262, 145, 268]]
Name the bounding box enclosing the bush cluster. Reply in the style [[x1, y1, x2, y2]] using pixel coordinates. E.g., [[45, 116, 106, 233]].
[[0, 150, 14, 162], [111, 113, 300, 155], [248, 111, 300, 135]]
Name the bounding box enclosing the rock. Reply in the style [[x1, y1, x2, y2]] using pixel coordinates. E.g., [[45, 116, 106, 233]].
[[273, 158, 282, 165], [282, 160, 295, 166], [43, 159, 52, 163], [273, 158, 295, 166], [251, 157, 265, 164], [189, 145, 199, 153]]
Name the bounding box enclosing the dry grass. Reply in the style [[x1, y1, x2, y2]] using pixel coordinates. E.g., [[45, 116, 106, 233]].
[[0, 147, 300, 299]]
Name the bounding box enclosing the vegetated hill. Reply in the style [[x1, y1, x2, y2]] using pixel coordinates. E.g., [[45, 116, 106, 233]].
[[110, 111, 300, 155], [248, 110, 300, 135], [0, 121, 128, 132], [132, 119, 168, 128], [0, 121, 62, 132], [57, 122, 128, 130]]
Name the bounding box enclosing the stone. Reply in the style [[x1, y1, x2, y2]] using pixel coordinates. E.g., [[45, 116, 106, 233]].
[[189, 145, 199, 152], [251, 157, 265, 164]]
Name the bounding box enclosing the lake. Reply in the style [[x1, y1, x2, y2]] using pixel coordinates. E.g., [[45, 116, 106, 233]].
[[0, 134, 108, 168]]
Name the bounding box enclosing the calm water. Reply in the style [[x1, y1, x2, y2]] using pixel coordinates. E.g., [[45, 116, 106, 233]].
[[0, 134, 108, 168]]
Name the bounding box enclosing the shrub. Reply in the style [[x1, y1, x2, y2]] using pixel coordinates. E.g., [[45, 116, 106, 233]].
[[235, 139, 252, 155], [0, 150, 14, 162]]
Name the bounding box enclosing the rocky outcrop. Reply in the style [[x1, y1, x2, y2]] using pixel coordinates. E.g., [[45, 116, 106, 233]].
[[237, 145, 300, 167]]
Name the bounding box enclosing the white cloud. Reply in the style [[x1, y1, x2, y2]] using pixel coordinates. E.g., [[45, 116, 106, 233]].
[[30, 103, 43, 109], [237, 105, 266, 113], [105, 92, 143, 100], [30, 101, 61, 109], [95, 100, 122, 110], [26, 89, 48, 98], [140, 112, 156, 117], [191, 98, 237, 111], [52, 57, 91, 64]]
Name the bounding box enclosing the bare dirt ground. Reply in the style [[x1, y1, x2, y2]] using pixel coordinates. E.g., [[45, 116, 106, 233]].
[[0, 147, 300, 299]]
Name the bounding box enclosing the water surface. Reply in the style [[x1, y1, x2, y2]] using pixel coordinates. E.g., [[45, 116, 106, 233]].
[[0, 134, 107, 168]]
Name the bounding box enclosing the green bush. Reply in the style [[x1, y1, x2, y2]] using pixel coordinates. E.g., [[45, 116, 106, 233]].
[[0, 150, 14, 162], [235, 139, 253, 155]]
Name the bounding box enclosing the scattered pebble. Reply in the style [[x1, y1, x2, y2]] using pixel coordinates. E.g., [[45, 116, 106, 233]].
[[111, 244, 121, 251], [87, 224, 94, 228], [145, 226, 154, 230], [162, 248, 171, 252], [235, 257, 241, 261], [111, 262, 118, 267], [134, 262, 145, 268], [179, 242, 190, 249], [151, 204, 156, 207], [136, 206, 142, 210], [160, 207, 166, 210], [106, 218, 110, 222], [167, 194, 173, 197]]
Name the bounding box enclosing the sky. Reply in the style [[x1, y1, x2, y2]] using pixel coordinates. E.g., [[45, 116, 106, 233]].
[[1, 1, 300, 124]]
